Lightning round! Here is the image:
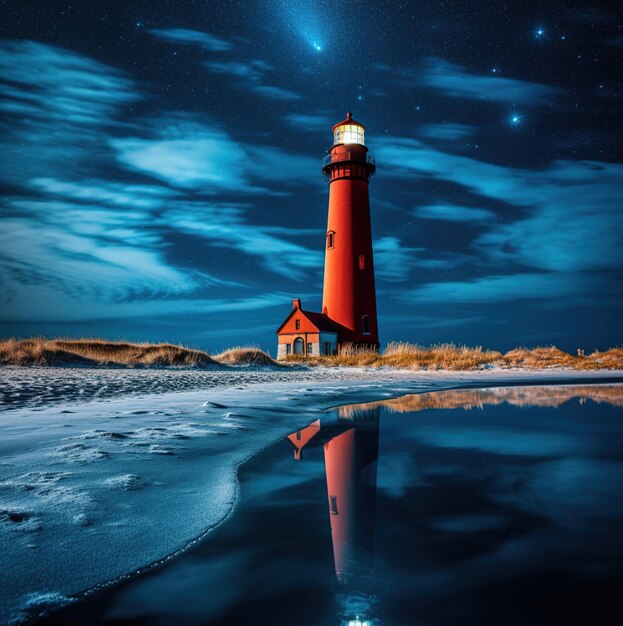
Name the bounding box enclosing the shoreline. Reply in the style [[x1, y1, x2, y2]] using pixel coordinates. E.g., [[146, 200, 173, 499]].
[[3, 365, 623, 413], [2, 371, 623, 625]]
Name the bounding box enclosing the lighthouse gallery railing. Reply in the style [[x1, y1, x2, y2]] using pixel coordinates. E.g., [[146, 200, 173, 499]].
[[322, 153, 376, 168]]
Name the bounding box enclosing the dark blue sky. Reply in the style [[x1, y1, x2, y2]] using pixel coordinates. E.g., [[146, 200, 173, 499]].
[[0, 0, 621, 354]]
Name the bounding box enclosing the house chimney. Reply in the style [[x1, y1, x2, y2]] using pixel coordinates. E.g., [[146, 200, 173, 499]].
[[292, 298, 301, 310]]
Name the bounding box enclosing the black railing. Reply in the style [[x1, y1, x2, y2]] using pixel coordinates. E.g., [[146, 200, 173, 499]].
[[322, 153, 376, 168]]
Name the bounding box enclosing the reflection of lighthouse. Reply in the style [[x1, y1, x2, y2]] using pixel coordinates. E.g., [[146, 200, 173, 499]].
[[286, 410, 381, 625], [324, 410, 379, 584]]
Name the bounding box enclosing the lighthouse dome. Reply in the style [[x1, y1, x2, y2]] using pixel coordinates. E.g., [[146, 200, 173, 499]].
[[332, 111, 365, 146]]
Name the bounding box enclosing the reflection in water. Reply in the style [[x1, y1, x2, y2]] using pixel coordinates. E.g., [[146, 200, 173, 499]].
[[286, 383, 623, 626], [288, 409, 381, 625], [340, 384, 623, 417]]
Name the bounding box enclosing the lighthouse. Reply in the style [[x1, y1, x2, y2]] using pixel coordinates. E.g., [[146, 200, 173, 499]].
[[276, 113, 379, 358]]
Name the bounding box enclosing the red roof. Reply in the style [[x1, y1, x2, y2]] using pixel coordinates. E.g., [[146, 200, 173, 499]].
[[331, 111, 365, 132], [302, 310, 339, 332], [276, 304, 339, 334]]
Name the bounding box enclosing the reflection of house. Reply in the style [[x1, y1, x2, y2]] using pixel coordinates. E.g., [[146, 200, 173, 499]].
[[286, 418, 321, 460], [276, 299, 339, 359], [276, 113, 379, 358]]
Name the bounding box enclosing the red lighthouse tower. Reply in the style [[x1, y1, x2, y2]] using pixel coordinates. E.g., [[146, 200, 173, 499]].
[[321, 112, 378, 348], [276, 113, 379, 358]]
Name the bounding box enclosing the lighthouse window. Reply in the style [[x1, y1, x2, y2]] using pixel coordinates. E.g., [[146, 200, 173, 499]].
[[362, 314, 370, 335], [327, 231, 335, 249], [330, 495, 339, 515], [359, 254, 366, 270], [333, 124, 365, 146]]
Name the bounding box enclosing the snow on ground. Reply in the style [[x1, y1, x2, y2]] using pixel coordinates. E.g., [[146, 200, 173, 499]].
[[1, 366, 622, 624]]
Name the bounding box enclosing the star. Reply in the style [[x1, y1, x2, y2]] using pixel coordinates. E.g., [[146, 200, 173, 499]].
[[312, 41, 322, 52], [535, 27, 545, 38], [510, 113, 522, 126]]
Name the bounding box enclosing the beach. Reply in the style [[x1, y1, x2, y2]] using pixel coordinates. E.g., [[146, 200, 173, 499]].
[[2, 367, 623, 624]]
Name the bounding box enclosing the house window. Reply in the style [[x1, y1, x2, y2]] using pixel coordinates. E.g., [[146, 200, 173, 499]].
[[293, 337, 304, 355], [362, 314, 370, 335], [327, 231, 335, 249], [358, 254, 366, 270], [307, 343, 313, 355], [295, 319, 300, 330], [286, 344, 291, 355], [329, 495, 339, 515], [296, 430, 301, 440]]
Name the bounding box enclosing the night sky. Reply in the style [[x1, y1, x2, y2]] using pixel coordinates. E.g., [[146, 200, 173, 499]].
[[1, 1, 621, 354]]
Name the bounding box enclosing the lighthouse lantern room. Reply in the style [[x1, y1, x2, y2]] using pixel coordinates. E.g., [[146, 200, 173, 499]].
[[276, 112, 379, 359]]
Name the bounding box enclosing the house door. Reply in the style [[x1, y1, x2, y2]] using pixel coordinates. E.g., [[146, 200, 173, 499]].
[[293, 337, 304, 355]]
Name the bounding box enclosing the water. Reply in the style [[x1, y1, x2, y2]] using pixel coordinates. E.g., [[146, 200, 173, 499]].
[[37, 384, 623, 625]]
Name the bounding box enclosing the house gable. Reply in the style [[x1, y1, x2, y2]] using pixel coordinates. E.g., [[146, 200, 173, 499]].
[[275, 299, 338, 335]]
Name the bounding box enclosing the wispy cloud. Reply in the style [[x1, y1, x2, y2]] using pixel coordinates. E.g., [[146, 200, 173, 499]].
[[418, 123, 475, 140], [111, 116, 318, 193], [203, 58, 300, 100], [415, 205, 495, 222], [147, 28, 233, 51], [377, 135, 623, 304], [373, 237, 471, 281], [0, 39, 140, 188], [284, 113, 329, 132], [0, 41, 321, 326], [386, 58, 561, 105], [163, 204, 323, 278], [423, 59, 560, 105], [0, 40, 138, 125], [376, 137, 623, 271], [405, 272, 601, 304], [32, 178, 180, 209]]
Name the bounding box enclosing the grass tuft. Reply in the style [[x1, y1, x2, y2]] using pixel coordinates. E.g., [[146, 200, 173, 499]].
[[213, 346, 279, 366]]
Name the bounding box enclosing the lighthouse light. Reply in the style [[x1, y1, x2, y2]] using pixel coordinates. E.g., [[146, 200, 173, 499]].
[[334, 124, 365, 146]]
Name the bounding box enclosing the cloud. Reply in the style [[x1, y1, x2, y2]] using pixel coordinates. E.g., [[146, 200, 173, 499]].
[[418, 123, 475, 140], [0, 206, 207, 316], [415, 204, 495, 222], [0, 40, 138, 125], [31, 178, 180, 209], [163, 204, 322, 278], [111, 123, 252, 192], [374, 237, 421, 281], [111, 116, 318, 193], [147, 28, 232, 51], [375, 138, 623, 274], [373, 237, 471, 281], [397, 58, 561, 105], [204, 59, 300, 100], [405, 272, 601, 304], [0, 40, 141, 187], [284, 113, 329, 132]]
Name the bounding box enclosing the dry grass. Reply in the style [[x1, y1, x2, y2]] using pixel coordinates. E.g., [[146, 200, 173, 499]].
[[2, 337, 621, 371], [0, 338, 217, 367], [284, 342, 623, 371], [382, 342, 503, 370], [213, 346, 279, 367]]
